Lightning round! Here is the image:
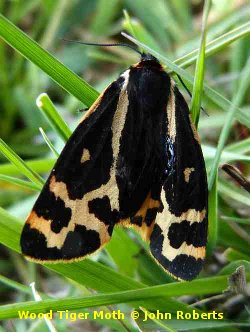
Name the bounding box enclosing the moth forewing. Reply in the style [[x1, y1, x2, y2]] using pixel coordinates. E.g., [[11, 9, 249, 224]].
[[149, 84, 208, 281]]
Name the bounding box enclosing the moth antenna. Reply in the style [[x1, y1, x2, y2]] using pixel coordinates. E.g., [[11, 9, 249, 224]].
[[62, 38, 142, 56], [176, 74, 208, 116]]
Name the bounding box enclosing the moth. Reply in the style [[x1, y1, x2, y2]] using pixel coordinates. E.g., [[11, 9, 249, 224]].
[[20, 52, 208, 281]]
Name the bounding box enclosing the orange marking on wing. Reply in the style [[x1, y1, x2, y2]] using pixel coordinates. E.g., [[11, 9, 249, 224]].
[[119, 192, 161, 240], [26, 210, 51, 235]]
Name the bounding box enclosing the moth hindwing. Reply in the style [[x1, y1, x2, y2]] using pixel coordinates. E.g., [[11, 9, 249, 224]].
[[20, 53, 208, 281]]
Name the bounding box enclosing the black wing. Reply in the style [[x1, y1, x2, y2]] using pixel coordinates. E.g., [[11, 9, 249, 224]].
[[21, 73, 130, 261], [150, 81, 208, 280]]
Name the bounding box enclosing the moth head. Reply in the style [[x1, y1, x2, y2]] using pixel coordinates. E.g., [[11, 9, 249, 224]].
[[140, 53, 159, 62], [135, 53, 163, 70]]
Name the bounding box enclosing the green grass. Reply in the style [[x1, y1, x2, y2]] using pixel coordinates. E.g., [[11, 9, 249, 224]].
[[0, 138, 44, 188], [0, 1, 249, 331], [36, 93, 72, 142], [190, 0, 211, 127], [0, 14, 98, 107]]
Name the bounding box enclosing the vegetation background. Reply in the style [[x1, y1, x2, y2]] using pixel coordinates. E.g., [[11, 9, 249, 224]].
[[0, 0, 249, 331]]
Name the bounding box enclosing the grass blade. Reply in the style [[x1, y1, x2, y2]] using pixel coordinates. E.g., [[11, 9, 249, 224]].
[[0, 158, 55, 176], [221, 216, 250, 225], [1, 274, 249, 320], [39, 128, 59, 157], [207, 170, 218, 254], [0, 138, 44, 188], [0, 14, 99, 107], [140, 308, 177, 332], [0, 274, 33, 296], [36, 93, 72, 142], [90, 0, 120, 36], [208, 55, 250, 190], [224, 249, 250, 262], [40, 0, 69, 49], [225, 137, 250, 154], [0, 174, 40, 191], [175, 22, 250, 69], [218, 178, 250, 206], [123, 10, 163, 53], [190, 0, 211, 127]]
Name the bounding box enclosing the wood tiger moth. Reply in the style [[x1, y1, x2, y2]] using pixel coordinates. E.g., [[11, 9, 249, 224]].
[[20, 52, 208, 281]]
